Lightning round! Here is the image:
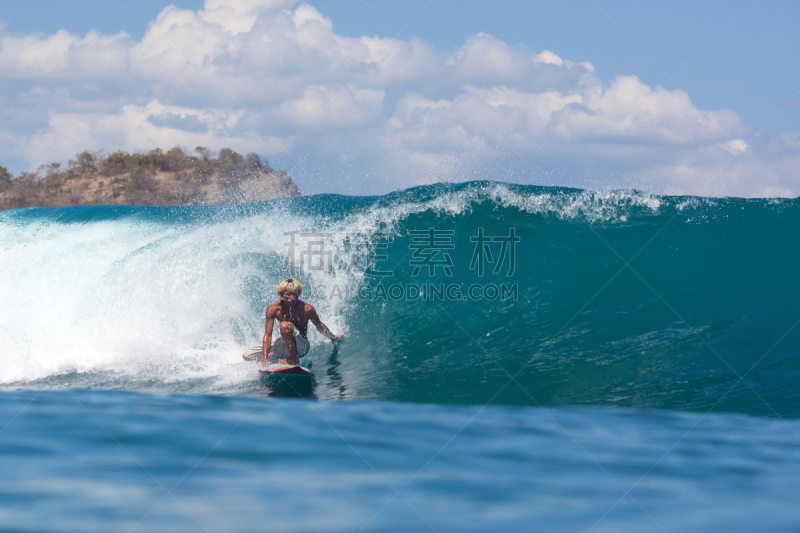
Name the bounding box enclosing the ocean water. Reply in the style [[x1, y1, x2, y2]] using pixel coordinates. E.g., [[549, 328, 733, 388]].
[[1, 181, 799, 531]]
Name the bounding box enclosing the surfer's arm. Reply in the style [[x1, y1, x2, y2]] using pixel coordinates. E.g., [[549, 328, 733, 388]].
[[308, 306, 342, 341], [262, 308, 276, 364]]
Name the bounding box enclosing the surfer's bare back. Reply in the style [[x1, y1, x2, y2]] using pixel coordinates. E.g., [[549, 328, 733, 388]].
[[262, 278, 343, 366]]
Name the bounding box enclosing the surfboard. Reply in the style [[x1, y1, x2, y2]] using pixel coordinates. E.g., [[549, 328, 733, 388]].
[[242, 345, 312, 374], [258, 363, 312, 375]]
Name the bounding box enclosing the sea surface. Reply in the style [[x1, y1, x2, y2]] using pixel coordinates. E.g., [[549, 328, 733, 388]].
[[1, 181, 799, 531]]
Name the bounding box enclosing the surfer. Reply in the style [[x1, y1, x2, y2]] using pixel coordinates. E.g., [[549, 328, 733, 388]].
[[262, 278, 343, 366]]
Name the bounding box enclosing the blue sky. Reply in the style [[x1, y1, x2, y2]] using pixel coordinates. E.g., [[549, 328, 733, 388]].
[[0, 0, 798, 197]]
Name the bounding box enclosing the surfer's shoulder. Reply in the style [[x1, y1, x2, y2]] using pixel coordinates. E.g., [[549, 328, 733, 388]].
[[265, 301, 282, 315]]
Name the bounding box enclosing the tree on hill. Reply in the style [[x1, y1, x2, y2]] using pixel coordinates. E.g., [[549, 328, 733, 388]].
[[0, 166, 11, 192]]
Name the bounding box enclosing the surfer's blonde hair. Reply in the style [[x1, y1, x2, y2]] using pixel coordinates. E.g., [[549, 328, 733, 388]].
[[277, 278, 303, 298]]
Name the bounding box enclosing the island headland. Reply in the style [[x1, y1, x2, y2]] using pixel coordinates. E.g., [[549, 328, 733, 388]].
[[0, 146, 300, 210]]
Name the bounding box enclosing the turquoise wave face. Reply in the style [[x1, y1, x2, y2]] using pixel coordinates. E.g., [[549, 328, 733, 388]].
[[1, 182, 799, 415]]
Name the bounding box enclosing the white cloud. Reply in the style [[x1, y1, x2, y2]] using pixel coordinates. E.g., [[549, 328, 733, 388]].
[[720, 139, 748, 154], [279, 85, 384, 129], [0, 0, 797, 197], [202, 0, 298, 34], [0, 29, 129, 78], [554, 75, 746, 143], [536, 50, 563, 66], [383, 75, 744, 155]]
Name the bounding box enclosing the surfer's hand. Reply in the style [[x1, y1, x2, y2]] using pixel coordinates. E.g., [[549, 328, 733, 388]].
[[333, 334, 344, 341]]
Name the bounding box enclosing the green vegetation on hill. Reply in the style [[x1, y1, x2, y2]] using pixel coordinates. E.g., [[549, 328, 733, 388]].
[[0, 146, 300, 210]]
